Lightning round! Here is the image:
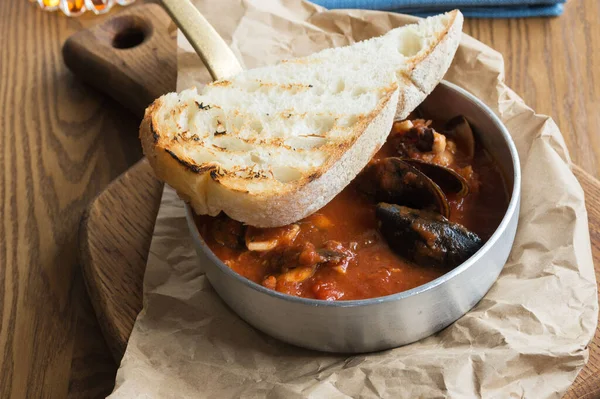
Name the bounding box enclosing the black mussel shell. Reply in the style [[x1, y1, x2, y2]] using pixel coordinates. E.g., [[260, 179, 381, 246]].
[[401, 158, 469, 198], [376, 203, 483, 268], [358, 157, 450, 218], [444, 115, 475, 160]]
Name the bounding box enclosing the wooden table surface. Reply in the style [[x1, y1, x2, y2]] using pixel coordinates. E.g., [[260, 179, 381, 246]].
[[0, 1, 598, 398]]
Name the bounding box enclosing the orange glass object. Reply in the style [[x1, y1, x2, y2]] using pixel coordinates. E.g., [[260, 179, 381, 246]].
[[90, 0, 107, 11], [85, 0, 113, 14], [65, 0, 84, 13], [35, 0, 132, 16]]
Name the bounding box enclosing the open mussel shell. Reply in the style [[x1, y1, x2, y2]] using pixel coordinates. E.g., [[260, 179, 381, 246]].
[[401, 158, 469, 197], [376, 203, 483, 268], [358, 157, 450, 218], [444, 115, 475, 160]]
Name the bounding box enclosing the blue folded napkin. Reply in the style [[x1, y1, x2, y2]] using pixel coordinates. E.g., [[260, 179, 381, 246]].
[[311, 0, 565, 18]]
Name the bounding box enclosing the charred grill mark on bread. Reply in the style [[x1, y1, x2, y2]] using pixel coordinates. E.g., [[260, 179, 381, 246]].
[[165, 149, 217, 174], [150, 121, 160, 143], [195, 101, 212, 110], [139, 11, 463, 227]]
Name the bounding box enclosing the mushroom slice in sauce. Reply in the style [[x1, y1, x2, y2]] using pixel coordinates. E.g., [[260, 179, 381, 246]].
[[245, 224, 301, 251]]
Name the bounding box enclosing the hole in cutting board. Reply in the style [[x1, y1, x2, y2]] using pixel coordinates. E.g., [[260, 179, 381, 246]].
[[109, 15, 151, 49], [113, 27, 145, 48]]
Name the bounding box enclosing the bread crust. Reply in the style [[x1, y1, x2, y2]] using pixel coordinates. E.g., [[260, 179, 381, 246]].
[[141, 86, 398, 227], [139, 11, 463, 227], [395, 10, 463, 119], [407, 10, 463, 95]]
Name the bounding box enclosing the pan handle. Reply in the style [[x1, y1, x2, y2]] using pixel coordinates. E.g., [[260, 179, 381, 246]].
[[161, 0, 243, 81]]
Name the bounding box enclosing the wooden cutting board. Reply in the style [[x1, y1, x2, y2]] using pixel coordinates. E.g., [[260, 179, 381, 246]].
[[67, 5, 600, 398]]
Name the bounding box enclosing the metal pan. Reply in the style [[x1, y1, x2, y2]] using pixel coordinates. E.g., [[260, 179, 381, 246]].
[[163, 0, 520, 352], [185, 80, 521, 352]]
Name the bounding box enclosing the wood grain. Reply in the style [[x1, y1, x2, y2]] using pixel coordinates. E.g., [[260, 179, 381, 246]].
[[62, 3, 176, 118], [564, 166, 600, 399], [0, 0, 598, 398], [63, 3, 174, 361], [80, 159, 162, 359], [463, 0, 600, 178], [65, 5, 173, 396], [67, 274, 117, 399], [0, 2, 144, 398]]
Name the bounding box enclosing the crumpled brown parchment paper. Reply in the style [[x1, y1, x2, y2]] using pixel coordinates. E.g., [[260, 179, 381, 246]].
[[109, 1, 598, 397]]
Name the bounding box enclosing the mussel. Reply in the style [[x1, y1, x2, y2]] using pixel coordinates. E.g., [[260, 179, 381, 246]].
[[393, 114, 476, 162], [401, 158, 469, 197], [376, 203, 483, 268], [444, 115, 475, 160], [358, 157, 450, 218], [357, 116, 482, 269]]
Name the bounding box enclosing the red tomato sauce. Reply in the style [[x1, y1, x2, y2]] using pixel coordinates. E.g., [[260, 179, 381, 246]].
[[195, 118, 509, 301]]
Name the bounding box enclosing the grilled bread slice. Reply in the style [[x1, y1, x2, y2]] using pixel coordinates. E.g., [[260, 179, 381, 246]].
[[140, 10, 463, 227]]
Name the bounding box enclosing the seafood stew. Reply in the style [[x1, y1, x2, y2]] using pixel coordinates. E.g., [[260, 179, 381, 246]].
[[195, 116, 509, 301]]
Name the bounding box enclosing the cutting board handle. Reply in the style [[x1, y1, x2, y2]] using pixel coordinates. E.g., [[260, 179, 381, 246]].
[[63, 4, 177, 118]]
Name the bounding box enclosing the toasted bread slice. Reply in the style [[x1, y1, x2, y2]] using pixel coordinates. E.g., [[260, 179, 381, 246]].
[[140, 11, 463, 227]]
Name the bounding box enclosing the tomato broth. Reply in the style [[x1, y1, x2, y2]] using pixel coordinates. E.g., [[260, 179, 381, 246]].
[[195, 117, 509, 301]]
